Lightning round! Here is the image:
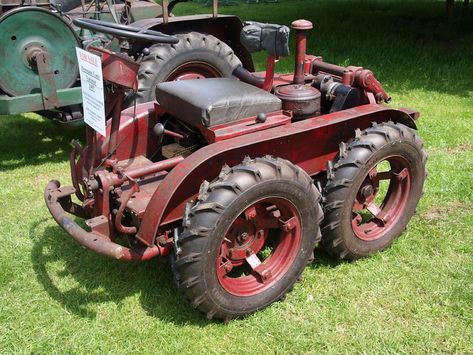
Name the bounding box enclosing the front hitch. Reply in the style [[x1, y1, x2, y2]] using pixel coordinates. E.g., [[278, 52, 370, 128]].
[[44, 180, 160, 261]]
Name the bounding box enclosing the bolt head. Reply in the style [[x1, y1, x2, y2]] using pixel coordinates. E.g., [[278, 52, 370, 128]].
[[361, 185, 374, 198], [256, 113, 267, 123]]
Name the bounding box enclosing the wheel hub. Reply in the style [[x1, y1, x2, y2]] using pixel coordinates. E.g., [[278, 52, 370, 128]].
[[167, 61, 222, 82], [223, 212, 266, 263], [216, 198, 302, 297], [359, 184, 374, 200], [351, 156, 411, 241]]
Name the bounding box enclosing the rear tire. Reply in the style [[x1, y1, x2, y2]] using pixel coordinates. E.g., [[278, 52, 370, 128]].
[[173, 156, 323, 320], [130, 32, 242, 105], [321, 121, 427, 260]]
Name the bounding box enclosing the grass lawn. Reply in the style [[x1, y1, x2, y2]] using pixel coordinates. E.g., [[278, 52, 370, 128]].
[[1, 0, 472, 353]]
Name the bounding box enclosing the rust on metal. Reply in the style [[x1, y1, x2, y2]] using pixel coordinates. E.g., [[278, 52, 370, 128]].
[[45, 180, 161, 261], [35, 50, 59, 109]]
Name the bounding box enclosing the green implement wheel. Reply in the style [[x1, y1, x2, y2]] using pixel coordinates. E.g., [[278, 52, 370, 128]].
[[0, 7, 80, 96]]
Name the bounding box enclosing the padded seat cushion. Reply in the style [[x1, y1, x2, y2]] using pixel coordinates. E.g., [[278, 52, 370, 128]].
[[156, 78, 282, 127]]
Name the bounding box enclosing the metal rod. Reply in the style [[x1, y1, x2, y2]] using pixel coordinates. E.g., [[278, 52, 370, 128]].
[[108, 89, 125, 157], [232, 66, 265, 88], [115, 184, 139, 234], [212, 0, 218, 18], [107, 155, 185, 186], [69, 144, 85, 201], [162, 0, 169, 24], [312, 61, 349, 78], [291, 20, 313, 85], [262, 55, 276, 91]]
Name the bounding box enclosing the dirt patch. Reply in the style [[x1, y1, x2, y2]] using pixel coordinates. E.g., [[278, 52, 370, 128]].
[[428, 144, 473, 155], [445, 144, 473, 154], [421, 201, 471, 222]]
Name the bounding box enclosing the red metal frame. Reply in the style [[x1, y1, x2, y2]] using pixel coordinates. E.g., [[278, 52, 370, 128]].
[[136, 104, 416, 246]]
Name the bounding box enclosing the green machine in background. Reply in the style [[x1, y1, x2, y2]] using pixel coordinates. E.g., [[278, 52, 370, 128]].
[[0, 7, 83, 120], [0, 0, 164, 123], [0, 0, 255, 124]]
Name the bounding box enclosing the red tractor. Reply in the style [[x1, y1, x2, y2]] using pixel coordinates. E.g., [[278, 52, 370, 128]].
[[44, 18, 427, 320]]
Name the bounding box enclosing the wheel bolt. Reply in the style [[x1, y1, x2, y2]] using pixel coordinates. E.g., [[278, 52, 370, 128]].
[[260, 269, 271, 281], [237, 232, 249, 243], [360, 185, 374, 198]]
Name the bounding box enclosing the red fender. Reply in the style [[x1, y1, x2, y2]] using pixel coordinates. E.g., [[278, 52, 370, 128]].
[[136, 104, 417, 246]]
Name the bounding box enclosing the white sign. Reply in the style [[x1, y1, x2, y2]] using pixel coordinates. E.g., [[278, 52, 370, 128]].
[[76, 47, 106, 137]]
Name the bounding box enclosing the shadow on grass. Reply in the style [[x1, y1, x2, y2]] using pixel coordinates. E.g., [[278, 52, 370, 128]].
[[0, 114, 83, 171], [30, 221, 345, 324], [311, 245, 348, 270], [31, 221, 212, 326]]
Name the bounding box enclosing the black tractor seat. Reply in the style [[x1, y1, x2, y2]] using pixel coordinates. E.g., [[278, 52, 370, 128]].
[[155, 78, 282, 128]]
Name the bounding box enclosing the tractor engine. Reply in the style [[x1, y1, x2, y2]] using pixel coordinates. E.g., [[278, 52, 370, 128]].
[[313, 74, 361, 114], [153, 117, 204, 160], [235, 19, 390, 120]]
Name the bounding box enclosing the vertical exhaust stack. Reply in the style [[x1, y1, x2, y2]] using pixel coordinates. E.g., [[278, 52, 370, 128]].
[[274, 19, 321, 118], [292, 19, 313, 85]]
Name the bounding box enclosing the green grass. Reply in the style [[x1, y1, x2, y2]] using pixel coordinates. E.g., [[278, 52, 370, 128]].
[[1, 0, 473, 353]]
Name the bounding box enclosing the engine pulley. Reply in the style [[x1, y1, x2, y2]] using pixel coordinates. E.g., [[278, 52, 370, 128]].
[[0, 7, 80, 96]]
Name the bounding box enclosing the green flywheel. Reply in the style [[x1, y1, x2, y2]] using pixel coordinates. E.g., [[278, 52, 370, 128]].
[[0, 7, 80, 96]]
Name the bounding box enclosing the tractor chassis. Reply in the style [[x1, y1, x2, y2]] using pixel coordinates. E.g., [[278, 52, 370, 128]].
[[45, 96, 418, 261]]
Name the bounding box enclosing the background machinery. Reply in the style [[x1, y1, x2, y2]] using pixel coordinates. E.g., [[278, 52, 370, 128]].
[[0, 0, 253, 123]]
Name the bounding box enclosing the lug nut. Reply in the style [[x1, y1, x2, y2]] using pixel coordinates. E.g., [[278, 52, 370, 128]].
[[360, 185, 374, 198]]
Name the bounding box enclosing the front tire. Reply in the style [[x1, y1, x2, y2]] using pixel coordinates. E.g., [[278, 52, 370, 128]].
[[174, 156, 323, 320], [321, 121, 427, 260]]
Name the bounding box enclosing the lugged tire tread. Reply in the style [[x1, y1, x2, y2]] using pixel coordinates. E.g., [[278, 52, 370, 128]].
[[172, 156, 323, 320], [321, 122, 427, 260], [129, 32, 242, 104]]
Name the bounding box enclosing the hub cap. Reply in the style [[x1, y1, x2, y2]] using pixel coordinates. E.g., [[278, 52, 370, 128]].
[[166, 62, 222, 81], [217, 197, 302, 296]]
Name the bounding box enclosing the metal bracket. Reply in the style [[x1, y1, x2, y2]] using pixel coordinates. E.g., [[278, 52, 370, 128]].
[[35, 50, 59, 110]]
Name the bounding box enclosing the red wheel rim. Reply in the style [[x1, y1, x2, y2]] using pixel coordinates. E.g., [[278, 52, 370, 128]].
[[166, 62, 222, 81], [351, 156, 411, 241], [216, 197, 302, 297]]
